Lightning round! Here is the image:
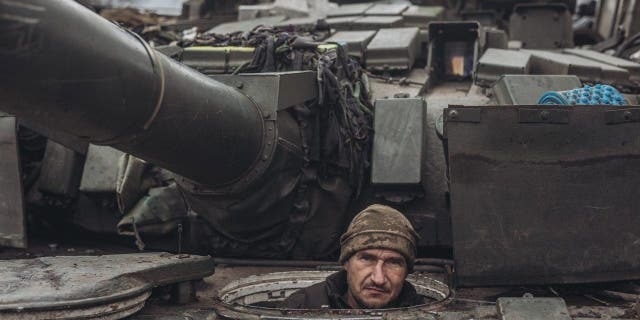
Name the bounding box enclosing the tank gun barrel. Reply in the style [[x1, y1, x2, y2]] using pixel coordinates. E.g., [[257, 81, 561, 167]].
[[0, 0, 268, 187]]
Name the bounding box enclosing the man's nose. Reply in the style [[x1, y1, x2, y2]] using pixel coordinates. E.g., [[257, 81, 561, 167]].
[[370, 261, 386, 286]]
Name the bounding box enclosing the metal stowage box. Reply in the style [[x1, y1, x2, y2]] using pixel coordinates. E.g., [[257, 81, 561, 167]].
[[475, 49, 531, 87], [371, 98, 425, 187], [445, 105, 640, 286], [326, 31, 377, 61], [401, 5, 444, 28], [366, 27, 420, 71]]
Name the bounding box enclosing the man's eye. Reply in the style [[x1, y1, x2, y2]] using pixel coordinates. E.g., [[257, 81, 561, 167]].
[[386, 259, 405, 268], [359, 255, 375, 262]]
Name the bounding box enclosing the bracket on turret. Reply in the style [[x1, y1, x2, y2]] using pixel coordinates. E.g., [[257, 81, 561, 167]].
[[177, 71, 318, 195]]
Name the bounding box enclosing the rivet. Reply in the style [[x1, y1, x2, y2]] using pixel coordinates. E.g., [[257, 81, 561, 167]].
[[449, 110, 458, 119]]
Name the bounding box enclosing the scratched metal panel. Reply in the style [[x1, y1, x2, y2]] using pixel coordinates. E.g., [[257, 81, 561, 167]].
[[498, 297, 571, 320], [445, 105, 640, 286], [0, 117, 26, 248], [371, 98, 425, 186]]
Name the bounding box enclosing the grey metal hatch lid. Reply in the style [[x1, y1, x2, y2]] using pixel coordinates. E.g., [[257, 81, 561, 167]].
[[0, 253, 214, 319]]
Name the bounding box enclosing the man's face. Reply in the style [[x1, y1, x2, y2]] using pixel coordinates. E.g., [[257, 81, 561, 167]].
[[343, 249, 408, 309]]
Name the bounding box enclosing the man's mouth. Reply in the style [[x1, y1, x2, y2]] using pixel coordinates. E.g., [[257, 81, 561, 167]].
[[363, 286, 389, 294]]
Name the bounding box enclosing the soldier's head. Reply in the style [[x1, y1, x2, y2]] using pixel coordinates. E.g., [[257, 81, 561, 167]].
[[339, 204, 419, 309]]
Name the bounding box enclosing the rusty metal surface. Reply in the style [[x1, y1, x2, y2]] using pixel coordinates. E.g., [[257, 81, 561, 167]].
[[0, 253, 214, 319], [0, 116, 25, 249], [445, 105, 640, 286]]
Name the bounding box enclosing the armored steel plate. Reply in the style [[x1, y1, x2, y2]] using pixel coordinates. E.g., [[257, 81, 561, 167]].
[[271, 0, 311, 18], [475, 48, 531, 87], [564, 48, 640, 81], [485, 28, 508, 50], [274, 17, 320, 29], [371, 98, 425, 186], [492, 75, 582, 105], [210, 71, 317, 116], [39, 141, 85, 197], [237, 4, 275, 21], [508, 4, 573, 49], [462, 10, 499, 27], [325, 16, 362, 31], [524, 50, 630, 84], [182, 47, 254, 75], [79, 144, 125, 193], [498, 297, 571, 320], [365, 3, 408, 16], [352, 16, 404, 31], [446, 105, 640, 286], [326, 3, 372, 17], [326, 30, 377, 60], [402, 5, 445, 28], [0, 116, 25, 248], [0, 253, 214, 319], [366, 27, 420, 71]]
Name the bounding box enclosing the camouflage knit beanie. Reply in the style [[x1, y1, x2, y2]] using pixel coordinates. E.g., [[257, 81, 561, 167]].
[[339, 204, 420, 270]]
